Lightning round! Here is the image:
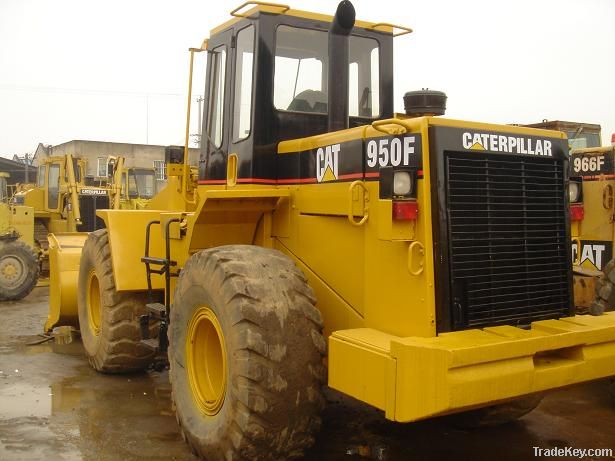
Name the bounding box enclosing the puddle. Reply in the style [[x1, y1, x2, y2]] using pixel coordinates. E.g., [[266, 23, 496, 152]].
[[0, 383, 52, 418]]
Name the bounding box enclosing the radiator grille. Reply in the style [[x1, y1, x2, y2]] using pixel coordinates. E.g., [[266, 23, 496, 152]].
[[77, 195, 108, 232], [445, 153, 571, 329]]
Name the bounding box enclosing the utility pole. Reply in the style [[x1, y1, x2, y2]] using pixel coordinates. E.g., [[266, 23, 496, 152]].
[[146, 94, 150, 144]]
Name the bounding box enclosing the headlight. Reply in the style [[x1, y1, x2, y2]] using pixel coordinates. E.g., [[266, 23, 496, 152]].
[[569, 181, 580, 203], [393, 171, 413, 196]]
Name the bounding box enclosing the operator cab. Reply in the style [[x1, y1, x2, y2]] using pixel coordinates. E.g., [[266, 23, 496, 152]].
[[121, 168, 158, 200], [200, 2, 397, 183], [0, 173, 8, 202]]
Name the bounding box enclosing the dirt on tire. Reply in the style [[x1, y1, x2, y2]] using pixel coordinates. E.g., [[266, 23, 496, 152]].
[[591, 258, 615, 315], [77, 229, 158, 373], [169, 245, 326, 461]]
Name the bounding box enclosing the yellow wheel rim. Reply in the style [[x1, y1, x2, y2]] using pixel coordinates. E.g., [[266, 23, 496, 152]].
[[0, 255, 26, 288], [86, 270, 101, 336], [186, 306, 227, 416]]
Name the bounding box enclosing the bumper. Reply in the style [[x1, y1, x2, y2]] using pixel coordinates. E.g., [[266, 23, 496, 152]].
[[328, 312, 615, 422]]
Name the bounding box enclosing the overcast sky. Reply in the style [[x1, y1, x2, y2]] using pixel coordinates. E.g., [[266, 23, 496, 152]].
[[0, 0, 613, 158]]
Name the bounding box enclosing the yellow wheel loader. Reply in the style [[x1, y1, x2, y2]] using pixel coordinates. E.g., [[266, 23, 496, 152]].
[[569, 144, 615, 313], [47, 2, 615, 459], [0, 154, 123, 301], [0, 172, 39, 301], [118, 167, 159, 210]]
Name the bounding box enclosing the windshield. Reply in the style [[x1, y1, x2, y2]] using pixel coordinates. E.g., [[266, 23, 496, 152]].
[[128, 170, 156, 199], [567, 131, 601, 150]]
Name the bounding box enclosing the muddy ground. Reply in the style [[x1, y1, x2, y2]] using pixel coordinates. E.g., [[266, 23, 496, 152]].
[[1, 288, 614, 460]]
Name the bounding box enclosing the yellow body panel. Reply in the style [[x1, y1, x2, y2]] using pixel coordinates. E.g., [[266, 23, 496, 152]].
[[273, 118, 437, 339], [570, 146, 615, 307], [120, 198, 151, 210], [10, 206, 35, 248], [329, 312, 615, 422], [0, 205, 34, 247], [0, 203, 9, 235], [97, 210, 171, 292], [45, 233, 89, 332]]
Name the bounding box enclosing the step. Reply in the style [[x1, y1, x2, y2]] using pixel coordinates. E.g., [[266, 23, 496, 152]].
[[141, 256, 177, 266], [146, 303, 167, 320], [140, 338, 159, 352]]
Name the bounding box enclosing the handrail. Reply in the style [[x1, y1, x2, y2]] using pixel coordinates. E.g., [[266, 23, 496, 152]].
[[371, 118, 410, 135], [230, 1, 290, 18], [347, 181, 369, 227], [367, 22, 413, 37], [572, 237, 582, 266], [407, 241, 425, 276], [182, 47, 205, 206]]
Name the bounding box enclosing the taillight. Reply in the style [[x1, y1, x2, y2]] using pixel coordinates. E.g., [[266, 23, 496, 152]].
[[570, 203, 584, 221], [393, 200, 418, 220]]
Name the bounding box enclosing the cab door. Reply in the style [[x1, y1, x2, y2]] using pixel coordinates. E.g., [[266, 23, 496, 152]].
[[46, 161, 62, 212], [201, 29, 232, 183]]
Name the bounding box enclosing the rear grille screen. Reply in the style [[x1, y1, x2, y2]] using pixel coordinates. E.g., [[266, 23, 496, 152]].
[[77, 195, 109, 232], [446, 153, 570, 329]]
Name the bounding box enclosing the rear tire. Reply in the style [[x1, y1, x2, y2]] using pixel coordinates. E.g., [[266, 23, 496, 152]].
[[77, 229, 157, 373], [591, 259, 615, 315], [169, 245, 326, 460], [448, 394, 543, 428], [0, 239, 39, 301]]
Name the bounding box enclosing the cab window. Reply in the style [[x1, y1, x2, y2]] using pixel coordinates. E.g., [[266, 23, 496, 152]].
[[232, 26, 255, 142], [121, 172, 127, 198], [348, 36, 380, 117], [47, 164, 60, 209], [274, 26, 327, 113], [207, 46, 227, 148], [37, 165, 46, 187], [274, 26, 380, 117]]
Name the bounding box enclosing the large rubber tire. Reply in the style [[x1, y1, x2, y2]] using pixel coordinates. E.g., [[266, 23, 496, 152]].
[[169, 245, 326, 461], [0, 239, 39, 301], [77, 229, 157, 373], [448, 394, 543, 428], [591, 258, 615, 315]]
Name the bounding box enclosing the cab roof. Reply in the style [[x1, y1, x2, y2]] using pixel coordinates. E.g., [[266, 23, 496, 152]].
[[210, 2, 411, 38]]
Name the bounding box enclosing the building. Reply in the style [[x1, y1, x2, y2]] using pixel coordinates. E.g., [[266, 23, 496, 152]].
[[33, 140, 199, 183], [0, 156, 37, 185]]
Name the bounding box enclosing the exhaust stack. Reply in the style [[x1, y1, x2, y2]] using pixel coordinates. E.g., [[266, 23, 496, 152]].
[[328, 0, 355, 133]]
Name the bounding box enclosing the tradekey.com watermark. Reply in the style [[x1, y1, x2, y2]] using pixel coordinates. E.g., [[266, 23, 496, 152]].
[[534, 446, 613, 458]]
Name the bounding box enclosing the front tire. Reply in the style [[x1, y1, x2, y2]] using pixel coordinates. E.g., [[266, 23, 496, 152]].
[[77, 229, 157, 373], [591, 258, 615, 315], [169, 245, 326, 460], [0, 239, 39, 301]]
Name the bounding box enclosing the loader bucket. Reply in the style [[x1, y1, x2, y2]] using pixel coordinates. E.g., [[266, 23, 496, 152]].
[[44, 233, 88, 333]]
